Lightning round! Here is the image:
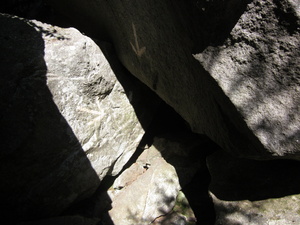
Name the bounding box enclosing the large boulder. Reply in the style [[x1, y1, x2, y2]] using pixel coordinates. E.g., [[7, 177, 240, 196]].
[[0, 14, 159, 222], [45, 0, 300, 159], [194, 0, 300, 159]]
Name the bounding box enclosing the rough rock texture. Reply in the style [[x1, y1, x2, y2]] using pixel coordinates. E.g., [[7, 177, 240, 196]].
[[194, 0, 300, 158], [45, 0, 300, 159], [40, 20, 159, 178], [108, 156, 182, 225], [207, 151, 300, 224], [2, 0, 300, 224], [151, 191, 197, 225], [95, 135, 213, 225], [211, 192, 300, 225], [0, 14, 159, 222]]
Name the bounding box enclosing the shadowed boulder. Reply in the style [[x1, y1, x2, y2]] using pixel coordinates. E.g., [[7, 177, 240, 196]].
[[45, 0, 300, 159], [0, 14, 160, 222]]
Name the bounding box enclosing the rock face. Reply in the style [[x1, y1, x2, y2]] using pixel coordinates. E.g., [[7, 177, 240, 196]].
[[95, 135, 212, 225], [0, 14, 159, 221], [194, 0, 300, 158], [207, 151, 300, 224], [40, 20, 159, 178], [45, 0, 300, 159]]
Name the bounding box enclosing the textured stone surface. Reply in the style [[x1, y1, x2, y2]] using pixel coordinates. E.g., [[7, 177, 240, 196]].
[[95, 135, 210, 225], [0, 14, 159, 221], [151, 191, 197, 225], [194, 0, 300, 158], [45, 0, 300, 159], [108, 156, 181, 225], [207, 151, 300, 224], [211, 192, 300, 225], [39, 19, 156, 178]]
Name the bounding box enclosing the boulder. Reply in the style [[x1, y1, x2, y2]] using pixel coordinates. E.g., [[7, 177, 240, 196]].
[[207, 151, 300, 224], [0, 14, 159, 221], [194, 0, 300, 159], [39, 19, 160, 178], [45, 0, 300, 159], [95, 135, 215, 225]]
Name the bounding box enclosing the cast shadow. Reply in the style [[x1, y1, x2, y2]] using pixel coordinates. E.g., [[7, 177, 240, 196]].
[[208, 150, 300, 202], [94, 32, 300, 225], [0, 14, 101, 224], [171, 0, 252, 52], [89, 42, 219, 224]]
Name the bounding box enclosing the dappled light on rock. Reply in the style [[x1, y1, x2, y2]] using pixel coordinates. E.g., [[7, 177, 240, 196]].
[[1, 0, 299, 224]]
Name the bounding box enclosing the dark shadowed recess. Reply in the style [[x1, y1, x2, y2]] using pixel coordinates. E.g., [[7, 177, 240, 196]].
[[170, 0, 252, 52], [0, 14, 100, 224], [2, 0, 254, 53], [0, 0, 71, 27], [208, 150, 300, 202]]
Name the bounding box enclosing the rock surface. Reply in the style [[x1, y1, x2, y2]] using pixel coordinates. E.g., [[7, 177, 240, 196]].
[[207, 151, 300, 224], [45, 0, 300, 159], [1, 0, 300, 224], [194, 0, 300, 158], [211, 192, 300, 225], [0, 14, 159, 221], [95, 135, 212, 225], [40, 19, 159, 178]]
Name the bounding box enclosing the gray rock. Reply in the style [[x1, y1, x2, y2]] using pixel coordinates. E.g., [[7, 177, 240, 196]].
[[108, 156, 181, 225], [45, 0, 300, 159], [151, 191, 197, 225], [194, 0, 300, 159], [96, 135, 210, 225], [207, 151, 300, 224], [39, 19, 156, 178], [211, 192, 300, 225], [0, 14, 159, 221]]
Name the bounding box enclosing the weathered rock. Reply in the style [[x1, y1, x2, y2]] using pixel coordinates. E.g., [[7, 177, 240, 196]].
[[108, 156, 181, 225], [211, 192, 300, 225], [207, 151, 300, 224], [0, 14, 159, 221], [95, 135, 215, 225], [40, 19, 159, 178], [151, 191, 197, 225], [194, 0, 300, 158], [45, 0, 300, 159]]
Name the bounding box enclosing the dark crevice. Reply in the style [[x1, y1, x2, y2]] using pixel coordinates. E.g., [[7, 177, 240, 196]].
[[0, 0, 72, 27], [273, 0, 300, 35]]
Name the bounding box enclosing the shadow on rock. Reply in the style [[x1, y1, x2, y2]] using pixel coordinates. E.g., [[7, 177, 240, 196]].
[[208, 150, 300, 224], [208, 150, 300, 201], [0, 14, 100, 223], [91, 101, 219, 225]]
